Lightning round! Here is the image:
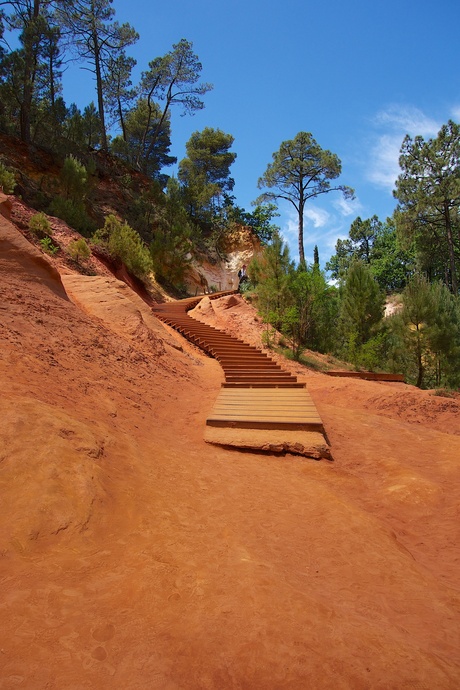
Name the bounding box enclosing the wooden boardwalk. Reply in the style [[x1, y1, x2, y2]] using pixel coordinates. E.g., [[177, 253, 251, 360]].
[[152, 293, 324, 434], [207, 388, 323, 431], [326, 371, 405, 382]]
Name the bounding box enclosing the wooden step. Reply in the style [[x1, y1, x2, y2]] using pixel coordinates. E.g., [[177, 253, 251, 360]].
[[207, 388, 323, 431]]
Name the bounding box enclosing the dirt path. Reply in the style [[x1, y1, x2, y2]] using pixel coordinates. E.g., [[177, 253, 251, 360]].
[[1, 215, 459, 689]]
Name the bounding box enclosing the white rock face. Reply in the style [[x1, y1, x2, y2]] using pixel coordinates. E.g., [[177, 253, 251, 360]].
[[184, 225, 261, 294]]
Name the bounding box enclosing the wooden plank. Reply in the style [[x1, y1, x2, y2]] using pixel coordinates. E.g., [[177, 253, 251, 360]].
[[326, 370, 405, 382], [207, 387, 323, 430]]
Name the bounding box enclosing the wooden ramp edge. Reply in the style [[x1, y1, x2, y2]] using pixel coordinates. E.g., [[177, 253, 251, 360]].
[[326, 371, 405, 382]]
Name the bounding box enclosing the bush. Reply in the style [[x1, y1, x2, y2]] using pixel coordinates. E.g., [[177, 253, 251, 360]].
[[432, 388, 457, 398], [0, 162, 16, 194], [29, 212, 52, 237], [39, 237, 59, 255], [261, 326, 277, 349], [61, 155, 88, 201], [93, 214, 152, 279], [48, 197, 94, 236], [67, 238, 91, 263]]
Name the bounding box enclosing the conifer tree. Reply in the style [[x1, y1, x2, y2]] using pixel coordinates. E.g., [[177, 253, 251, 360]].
[[56, 0, 138, 151], [179, 127, 236, 222], [339, 259, 385, 360], [137, 39, 212, 169], [249, 232, 293, 333], [0, 0, 61, 142], [256, 132, 354, 266], [394, 120, 460, 294]]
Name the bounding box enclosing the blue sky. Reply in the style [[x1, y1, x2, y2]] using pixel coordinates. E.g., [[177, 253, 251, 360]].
[[63, 0, 460, 268]]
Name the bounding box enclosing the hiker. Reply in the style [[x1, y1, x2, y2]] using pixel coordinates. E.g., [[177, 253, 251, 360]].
[[237, 264, 247, 292]]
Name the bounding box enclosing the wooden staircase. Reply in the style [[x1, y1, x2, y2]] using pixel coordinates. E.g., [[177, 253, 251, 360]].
[[152, 294, 303, 389], [152, 293, 324, 434]]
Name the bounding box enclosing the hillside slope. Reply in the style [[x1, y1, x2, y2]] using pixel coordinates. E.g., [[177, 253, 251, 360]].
[[1, 207, 459, 689]]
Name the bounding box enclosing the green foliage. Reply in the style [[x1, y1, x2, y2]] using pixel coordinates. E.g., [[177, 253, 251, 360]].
[[179, 127, 236, 224], [385, 274, 460, 388], [256, 131, 354, 265], [150, 178, 193, 286], [249, 232, 293, 331], [110, 99, 176, 181], [61, 155, 88, 201], [0, 162, 16, 194], [339, 260, 385, 364], [48, 197, 94, 236], [313, 245, 319, 267], [250, 237, 340, 360], [368, 219, 415, 292], [39, 236, 59, 255], [432, 388, 457, 399], [281, 266, 339, 359], [67, 238, 91, 263], [0, 4, 61, 144], [126, 181, 164, 241], [29, 211, 52, 237], [139, 38, 212, 163], [278, 346, 327, 372], [261, 326, 278, 349], [56, 0, 139, 151], [93, 214, 152, 279], [394, 120, 460, 294], [102, 52, 137, 139], [64, 102, 103, 149], [326, 215, 414, 291], [232, 203, 280, 245], [353, 332, 387, 372], [46, 155, 94, 233]]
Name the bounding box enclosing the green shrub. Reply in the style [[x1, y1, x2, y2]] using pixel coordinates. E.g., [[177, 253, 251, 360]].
[[261, 326, 277, 349], [93, 214, 152, 279], [67, 238, 91, 263], [29, 212, 52, 237], [61, 155, 88, 201], [39, 237, 59, 255], [432, 388, 456, 398], [0, 162, 16, 194], [48, 197, 94, 236]]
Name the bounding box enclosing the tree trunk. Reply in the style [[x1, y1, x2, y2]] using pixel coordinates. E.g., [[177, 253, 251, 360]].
[[118, 98, 126, 141], [444, 201, 458, 293], [298, 190, 305, 266], [92, 30, 107, 151], [135, 91, 154, 170], [20, 0, 41, 144], [415, 330, 424, 388]]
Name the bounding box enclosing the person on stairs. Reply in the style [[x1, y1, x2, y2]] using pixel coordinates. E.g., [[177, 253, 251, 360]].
[[237, 264, 247, 292]]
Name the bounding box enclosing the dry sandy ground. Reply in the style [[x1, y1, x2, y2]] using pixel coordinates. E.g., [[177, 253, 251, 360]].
[[1, 207, 460, 689]]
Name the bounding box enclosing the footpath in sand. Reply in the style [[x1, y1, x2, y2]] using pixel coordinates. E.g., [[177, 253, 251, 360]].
[[1, 206, 460, 689]]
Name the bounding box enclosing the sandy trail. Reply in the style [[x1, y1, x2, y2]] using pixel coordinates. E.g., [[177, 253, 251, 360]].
[[1, 213, 459, 689]]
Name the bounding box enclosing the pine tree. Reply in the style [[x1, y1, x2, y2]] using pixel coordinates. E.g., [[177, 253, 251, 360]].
[[56, 0, 138, 151], [394, 120, 460, 294], [339, 260, 385, 362], [249, 232, 293, 333], [137, 39, 212, 169], [256, 132, 354, 266]]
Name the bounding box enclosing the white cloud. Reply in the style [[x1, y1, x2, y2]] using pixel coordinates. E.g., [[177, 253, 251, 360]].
[[333, 195, 361, 217], [374, 105, 440, 138], [367, 105, 442, 192], [368, 134, 403, 189], [451, 105, 460, 122], [304, 206, 330, 228]]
